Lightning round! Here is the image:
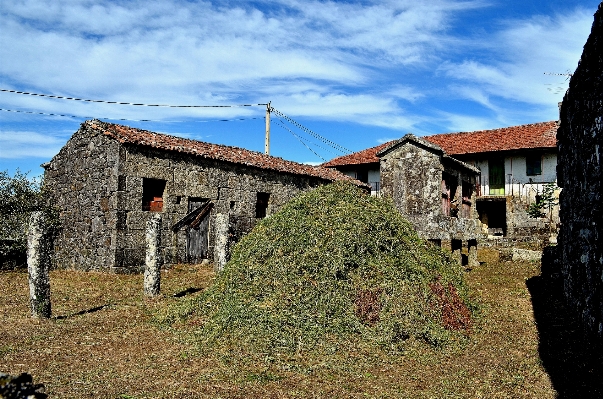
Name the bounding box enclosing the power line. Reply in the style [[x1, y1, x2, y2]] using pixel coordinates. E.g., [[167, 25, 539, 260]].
[[274, 116, 340, 157], [0, 108, 261, 123], [273, 119, 327, 162], [0, 89, 267, 108], [270, 107, 351, 154]]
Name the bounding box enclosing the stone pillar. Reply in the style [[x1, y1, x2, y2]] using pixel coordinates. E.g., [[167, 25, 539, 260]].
[[214, 213, 229, 272], [451, 239, 463, 265], [143, 214, 162, 297], [27, 211, 51, 318], [467, 239, 479, 268]]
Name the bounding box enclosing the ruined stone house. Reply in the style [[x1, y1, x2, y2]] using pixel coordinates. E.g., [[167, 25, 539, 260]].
[[43, 120, 366, 272], [325, 133, 483, 265], [557, 1, 603, 344], [324, 121, 560, 246]]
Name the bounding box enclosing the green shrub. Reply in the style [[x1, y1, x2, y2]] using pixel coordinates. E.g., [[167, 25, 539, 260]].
[[0, 170, 59, 268], [164, 182, 473, 355]]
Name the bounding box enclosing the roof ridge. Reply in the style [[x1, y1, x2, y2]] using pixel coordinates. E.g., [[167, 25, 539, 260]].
[[82, 120, 368, 187]]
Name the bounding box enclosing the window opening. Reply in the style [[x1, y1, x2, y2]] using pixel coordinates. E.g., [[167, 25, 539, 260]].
[[255, 192, 270, 218], [526, 155, 542, 176], [441, 173, 458, 217], [142, 178, 166, 212], [117, 175, 126, 191], [461, 181, 473, 218], [356, 170, 368, 183]]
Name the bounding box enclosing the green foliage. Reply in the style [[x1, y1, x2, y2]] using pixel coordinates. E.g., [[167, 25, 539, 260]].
[[164, 182, 473, 355], [0, 170, 59, 267], [527, 182, 558, 218]]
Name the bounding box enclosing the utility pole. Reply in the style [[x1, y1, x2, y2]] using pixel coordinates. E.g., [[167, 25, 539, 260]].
[[265, 102, 271, 155]]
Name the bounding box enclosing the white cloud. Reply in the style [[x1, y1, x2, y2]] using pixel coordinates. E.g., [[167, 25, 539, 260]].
[[0, 130, 65, 159], [0, 0, 485, 103], [439, 7, 593, 120]]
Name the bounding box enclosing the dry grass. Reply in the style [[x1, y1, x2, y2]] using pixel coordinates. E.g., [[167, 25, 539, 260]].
[[1, 258, 558, 398]]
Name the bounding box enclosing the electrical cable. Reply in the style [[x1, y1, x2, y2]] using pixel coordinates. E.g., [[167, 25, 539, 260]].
[[274, 116, 340, 157], [0, 108, 261, 123], [270, 107, 351, 154], [0, 89, 267, 108], [272, 119, 327, 162]]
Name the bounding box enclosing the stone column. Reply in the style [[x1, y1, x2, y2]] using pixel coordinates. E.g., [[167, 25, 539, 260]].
[[467, 239, 479, 268], [27, 211, 51, 318], [451, 239, 463, 265], [213, 213, 229, 272], [144, 214, 162, 297]]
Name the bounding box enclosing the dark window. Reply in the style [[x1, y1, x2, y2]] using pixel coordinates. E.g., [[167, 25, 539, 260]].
[[142, 178, 166, 212], [461, 181, 473, 218], [526, 155, 542, 176], [255, 192, 270, 218], [356, 170, 368, 183], [442, 172, 458, 217], [118, 175, 126, 191]]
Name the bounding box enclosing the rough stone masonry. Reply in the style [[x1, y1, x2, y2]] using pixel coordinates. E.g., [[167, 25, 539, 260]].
[[557, 2, 603, 344]]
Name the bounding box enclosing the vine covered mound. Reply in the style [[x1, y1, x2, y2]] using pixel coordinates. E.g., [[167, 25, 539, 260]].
[[168, 182, 473, 354]]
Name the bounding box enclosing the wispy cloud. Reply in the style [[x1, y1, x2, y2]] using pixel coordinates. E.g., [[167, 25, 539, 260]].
[[0, 130, 65, 159], [0, 0, 597, 169], [438, 7, 594, 122]]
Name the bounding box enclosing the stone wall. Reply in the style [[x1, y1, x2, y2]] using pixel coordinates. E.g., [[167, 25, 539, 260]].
[[557, 2, 603, 343], [45, 125, 331, 272], [43, 124, 122, 270]]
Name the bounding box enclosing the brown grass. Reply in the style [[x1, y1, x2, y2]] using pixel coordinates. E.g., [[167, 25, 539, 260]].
[[1, 258, 557, 398]]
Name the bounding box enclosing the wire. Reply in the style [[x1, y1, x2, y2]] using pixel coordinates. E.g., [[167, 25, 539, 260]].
[[274, 116, 339, 156], [272, 119, 327, 162], [0, 108, 262, 123], [0, 89, 268, 108], [270, 107, 351, 154]]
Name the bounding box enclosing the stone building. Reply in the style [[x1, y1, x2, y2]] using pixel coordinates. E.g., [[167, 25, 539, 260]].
[[324, 121, 559, 246], [557, 2, 603, 344], [326, 134, 482, 265], [427, 121, 559, 242], [43, 120, 366, 272]]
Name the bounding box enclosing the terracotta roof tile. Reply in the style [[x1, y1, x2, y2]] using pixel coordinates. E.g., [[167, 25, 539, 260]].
[[424, 121, 558, 155], [322, 121, 558, 167], [84, 120, 367, 187], [321, 141, 391, 167]]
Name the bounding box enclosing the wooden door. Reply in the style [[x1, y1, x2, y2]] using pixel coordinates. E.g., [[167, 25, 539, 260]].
[[489, 158, 505, 195], [186, 198, 210, 263]]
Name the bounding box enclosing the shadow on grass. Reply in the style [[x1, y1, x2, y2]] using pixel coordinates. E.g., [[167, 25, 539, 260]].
[[172, 287, 202, 298], [54, 304, 111, 320], [526, 276, 603, 398]]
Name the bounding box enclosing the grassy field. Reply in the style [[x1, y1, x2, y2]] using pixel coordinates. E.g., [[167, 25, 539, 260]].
[[0, 254, 590, 398]]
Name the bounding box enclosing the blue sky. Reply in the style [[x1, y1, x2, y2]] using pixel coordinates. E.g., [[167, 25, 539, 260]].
[[0, 0, 600, 176]]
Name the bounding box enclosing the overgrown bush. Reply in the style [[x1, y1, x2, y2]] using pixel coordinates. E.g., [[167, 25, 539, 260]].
[[163, 182, 474, 356], [0, 170, 58, 269]]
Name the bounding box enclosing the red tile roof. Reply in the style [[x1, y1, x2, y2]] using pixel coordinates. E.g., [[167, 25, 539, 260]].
[[84, 120, 367, 186], [425, 121, 558, 155], [321, 141, 390, 167], [322, 121, 558, 167]]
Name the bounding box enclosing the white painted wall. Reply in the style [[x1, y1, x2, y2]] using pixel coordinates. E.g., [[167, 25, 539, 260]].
[[471, 152, 558, 199]]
